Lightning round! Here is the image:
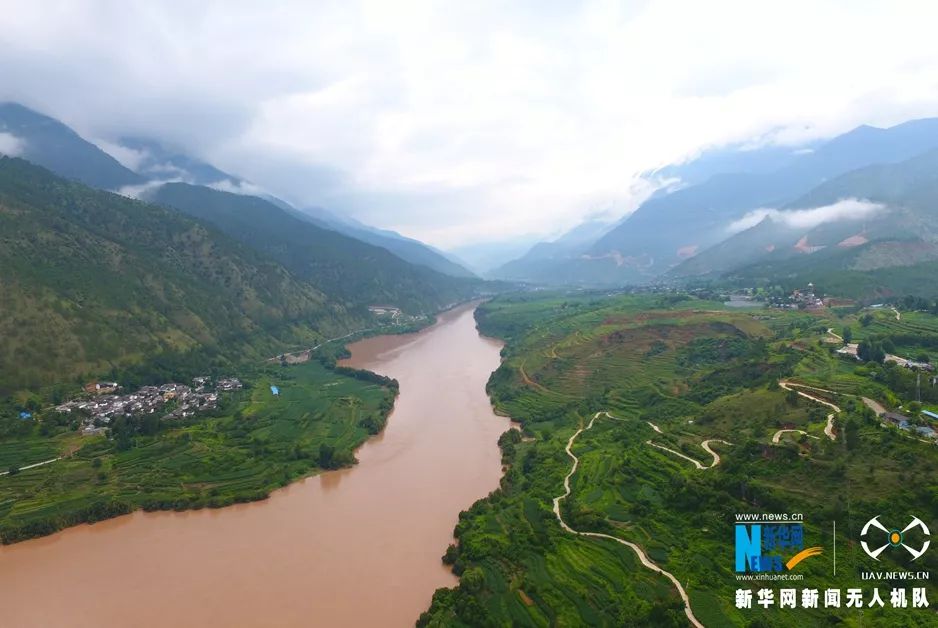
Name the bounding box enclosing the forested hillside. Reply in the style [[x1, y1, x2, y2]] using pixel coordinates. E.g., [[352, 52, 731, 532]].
[[151, 182, 481, 313], [0, 157, 358, 393]]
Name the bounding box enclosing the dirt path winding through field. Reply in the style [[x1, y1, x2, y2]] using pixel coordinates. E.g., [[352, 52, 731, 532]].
[[778, 381, 839, 441], [861, 396, 886, 416], [552, 412, 704, 628], [601, 412, 729, 469], [771, 429, 820, 444], [0, 457, 61, 477], [646, 440, 730, 470], [519, 361, 551, 393]]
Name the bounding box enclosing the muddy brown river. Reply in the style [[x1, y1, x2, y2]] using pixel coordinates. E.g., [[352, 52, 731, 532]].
[[0, 304, 510, 627]]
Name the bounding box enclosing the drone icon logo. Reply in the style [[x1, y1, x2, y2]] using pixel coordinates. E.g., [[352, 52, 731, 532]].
[[861, 515, 930, 561]]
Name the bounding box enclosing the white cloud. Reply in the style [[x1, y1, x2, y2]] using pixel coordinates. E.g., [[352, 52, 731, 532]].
[[0, 132, 25, 156], [143, 161, 188, 178], [206, 178, 267, 197], [1, 1, 938, 248], [728, 198, 886, 234], [115, 179, 179, 200], [95, 139, 149, 171]]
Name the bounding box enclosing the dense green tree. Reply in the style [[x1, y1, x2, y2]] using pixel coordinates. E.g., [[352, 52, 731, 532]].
[[858, 340, 886, 363], [318, 443, 336, 469]]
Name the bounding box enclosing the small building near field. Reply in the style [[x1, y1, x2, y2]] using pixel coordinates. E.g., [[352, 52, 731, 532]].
[[884, 412, 911, 430]]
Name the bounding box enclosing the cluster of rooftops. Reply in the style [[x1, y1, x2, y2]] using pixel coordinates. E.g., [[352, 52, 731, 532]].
[[53, 377, 243, 435]]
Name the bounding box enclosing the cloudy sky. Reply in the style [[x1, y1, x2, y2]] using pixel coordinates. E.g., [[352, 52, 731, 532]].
[[3, 0, 938, 250]]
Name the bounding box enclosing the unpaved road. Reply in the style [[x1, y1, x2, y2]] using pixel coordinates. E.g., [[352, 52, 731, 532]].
[[552, 412, 703, 628], [779, 380, 839, 441]]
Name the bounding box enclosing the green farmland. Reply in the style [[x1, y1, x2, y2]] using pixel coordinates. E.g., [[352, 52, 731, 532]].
[[421, 292, 938, 627], [0, 360, 395, 543]]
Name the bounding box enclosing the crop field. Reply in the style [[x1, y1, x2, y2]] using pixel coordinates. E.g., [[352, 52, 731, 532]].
[[0, 360, 395, 543], [422, 292, 938, 627]]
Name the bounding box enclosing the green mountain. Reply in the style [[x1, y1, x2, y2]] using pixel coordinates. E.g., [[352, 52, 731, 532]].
[[107, 134, 474, 278], [0, 157, 358, 394], [674, 149, 938, 280], [149, 182, 480, 313], [288, 207, 476, 278], [332, 225, 476, 278], [0, 104, 474, 280], [0, 103, 143, 189]]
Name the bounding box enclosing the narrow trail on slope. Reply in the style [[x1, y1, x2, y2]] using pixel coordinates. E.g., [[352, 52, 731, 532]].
[[601, 412, 729, 470], [519, 362, 551, 393], [861, 396, 886, 416], [646, 440, 731, 470], [552, 412, 704, 628], [778, 380, 839, 441], [0, 457, 62, 477], [266, 326, 382, 363], [771, 429, 820, 444], [779, 381, 932, 445]]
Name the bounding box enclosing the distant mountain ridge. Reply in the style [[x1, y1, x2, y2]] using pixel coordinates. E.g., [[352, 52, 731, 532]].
[[149, 182, 479, 314], [494, 117, 938, 286], [0, 103, 475, 279], [286, 205, 476, 278], [490, 219, 614, 282], [107, 137, 475, 278], [115, 136, 244, 186], [675, 149, 938, 279], [0, 102, 143, 189]]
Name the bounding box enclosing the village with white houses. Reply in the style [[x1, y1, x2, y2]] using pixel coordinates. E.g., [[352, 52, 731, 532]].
[[53, 377, 244, 436]]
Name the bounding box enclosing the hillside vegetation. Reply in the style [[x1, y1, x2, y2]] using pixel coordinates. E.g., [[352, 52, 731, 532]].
[[0, 360, 397, 543], [0, 157, 359, 393], [152, 182, 481, 313], [421, 292, 938, 627]]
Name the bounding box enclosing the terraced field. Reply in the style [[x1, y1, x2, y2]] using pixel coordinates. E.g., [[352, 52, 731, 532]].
[[0, 360, 396, 543], [421, 292, 938, 627]]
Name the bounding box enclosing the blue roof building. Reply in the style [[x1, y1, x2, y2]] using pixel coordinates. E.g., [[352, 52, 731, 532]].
[[922, 410, 938, 421], [270, 385, 280, 396], [19, 411, 32, 420]]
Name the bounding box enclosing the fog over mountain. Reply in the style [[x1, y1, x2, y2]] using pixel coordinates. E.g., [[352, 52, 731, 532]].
[[4, 0, 938, 255], [727, 199, 886, 235]]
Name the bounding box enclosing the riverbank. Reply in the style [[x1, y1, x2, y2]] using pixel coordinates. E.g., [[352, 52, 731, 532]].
[[0, 300, 487, 544], [0, 357, 397, 544], [0, 303, 512, 628]]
